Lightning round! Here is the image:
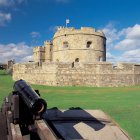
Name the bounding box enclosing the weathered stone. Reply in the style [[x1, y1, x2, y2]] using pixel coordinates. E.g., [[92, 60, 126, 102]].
[[13, 62, 140, 87], [12, 27, 140, 87]]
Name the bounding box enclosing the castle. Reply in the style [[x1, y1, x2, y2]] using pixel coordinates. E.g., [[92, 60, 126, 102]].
[[13, 27, 140, 87], [33, 27, 106, 63]]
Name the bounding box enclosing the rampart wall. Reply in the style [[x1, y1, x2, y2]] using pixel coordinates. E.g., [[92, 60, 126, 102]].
[[13, 62, 140, 87]]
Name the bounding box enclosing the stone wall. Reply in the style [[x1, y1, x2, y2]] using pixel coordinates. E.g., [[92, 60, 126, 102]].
[[33, 46, 45, 63], [13, 62, 57, 85], [53, 27, 106, 63], [33, 27, 106, 64], [134, 65, 140, 85], [13, 62, 140, 87]]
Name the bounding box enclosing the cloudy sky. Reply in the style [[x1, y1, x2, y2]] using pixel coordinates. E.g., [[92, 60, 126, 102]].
[[0, 0, 140, 63]]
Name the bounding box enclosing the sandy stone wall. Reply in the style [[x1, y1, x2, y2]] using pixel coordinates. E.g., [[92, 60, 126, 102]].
[[15, 26, 140, 87], [13, 62, 57, 85], [53, 27, 106, 63], [33, 46, 45, 63], [33, 27, 106, 64], [13, 62, 140, 87], [134, 65, 140, 85]]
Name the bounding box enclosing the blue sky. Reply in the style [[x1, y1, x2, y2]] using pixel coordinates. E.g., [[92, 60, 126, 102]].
[[0, 0, 140, 63]]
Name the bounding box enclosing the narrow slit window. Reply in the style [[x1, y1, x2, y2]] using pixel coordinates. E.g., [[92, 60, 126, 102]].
[[72, 62, 74, 68]]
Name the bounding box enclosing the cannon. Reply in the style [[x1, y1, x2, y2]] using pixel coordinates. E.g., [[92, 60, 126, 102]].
[[13, 79, 47, 115], [0, 79, 48, 140], [0, 80, 131, 140]]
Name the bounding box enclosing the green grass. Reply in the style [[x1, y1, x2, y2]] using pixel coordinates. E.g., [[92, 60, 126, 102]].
[[0, 70, 14, 105], [0, 70, 140, 140]]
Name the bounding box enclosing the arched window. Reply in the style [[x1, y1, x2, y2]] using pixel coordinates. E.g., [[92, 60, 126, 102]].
[[63, 41, 69, 48], [86, 41, 92, 48], [75, 58, 79, 62]]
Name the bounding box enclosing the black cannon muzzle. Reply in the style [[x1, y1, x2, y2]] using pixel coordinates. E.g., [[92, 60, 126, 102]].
[[13, 79, 47, 115]]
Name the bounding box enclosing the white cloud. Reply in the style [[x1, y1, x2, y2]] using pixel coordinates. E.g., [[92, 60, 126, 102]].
[[106, 51, 140, 63], [106, 52, 116, 60], [22, 55, 33, 62], [101, 50, 119, 63], [0, 0, 13, 7], [0, 0, 27, 26], [122, 49, 140, 63], [115, 39, 140, 50], [102, 23, 140, 51], [0, 0, 26, 7], [123, 49, 140, 57], [102, 22, 140, 63], [0, 42, 33, 63], [120, 24, 140, 39], [102, 22, 121, 50], [0, 12, 11, 26], [115, 24, 140, 50], [30, 32, 40, 38]]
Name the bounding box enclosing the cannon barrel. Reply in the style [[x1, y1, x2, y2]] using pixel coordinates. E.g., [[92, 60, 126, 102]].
[[13, 79, 47, 115]]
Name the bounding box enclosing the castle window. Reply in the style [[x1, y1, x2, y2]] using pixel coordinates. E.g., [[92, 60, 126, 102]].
[[75, 58, 79, 62], [99, 56, 103, 62], [63, 41, 69, 48], [72, 62, 74, 68], [86, 41, 92, 48]]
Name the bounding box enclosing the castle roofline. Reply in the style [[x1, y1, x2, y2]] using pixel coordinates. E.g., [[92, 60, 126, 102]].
[[53, 26, 106, 39]]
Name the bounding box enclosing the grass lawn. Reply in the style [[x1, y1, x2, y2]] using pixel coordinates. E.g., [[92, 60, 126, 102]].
[[0, 70, 140, 140]]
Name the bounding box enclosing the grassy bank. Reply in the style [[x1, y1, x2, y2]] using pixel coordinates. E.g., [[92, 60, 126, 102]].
[[0, 70, 14, 105], [0, 70, 140, 140]]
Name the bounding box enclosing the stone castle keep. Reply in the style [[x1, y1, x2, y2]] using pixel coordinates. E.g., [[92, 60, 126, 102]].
[[13, 27, 140, 87], [33, 27, 106, 63]]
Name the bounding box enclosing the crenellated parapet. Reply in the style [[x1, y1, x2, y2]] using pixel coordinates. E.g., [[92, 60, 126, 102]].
[[13, 26, 140, 87], [33, 27, 106, 64], [33, 46, 45, 63], [54, 27, 106, 39], [53, 27, 106, 63]]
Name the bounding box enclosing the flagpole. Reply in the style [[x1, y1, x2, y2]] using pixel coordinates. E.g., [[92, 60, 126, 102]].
[[66, 19, 70, 28]]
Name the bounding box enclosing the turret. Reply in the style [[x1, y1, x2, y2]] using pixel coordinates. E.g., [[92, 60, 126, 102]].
[[44, 41, 53, 62], [52, 27, 106, 63], [33, 46, 45, 63]]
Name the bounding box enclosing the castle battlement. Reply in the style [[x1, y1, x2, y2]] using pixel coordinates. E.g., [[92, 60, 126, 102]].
[[33, 46, 45, 52], [12, 26, 140, 87], [44, 40, 52, 45], [33, 27, 106, 63], [54, 27, 106, 39]]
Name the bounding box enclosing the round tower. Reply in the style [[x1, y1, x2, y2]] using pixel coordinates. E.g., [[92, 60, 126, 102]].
[[52, 27, 106, 63]]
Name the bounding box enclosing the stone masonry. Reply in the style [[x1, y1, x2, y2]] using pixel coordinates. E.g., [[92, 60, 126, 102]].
[[13, 27, 140, 87], [33, 27, 106, 63], [13, 62, 140, 87]]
